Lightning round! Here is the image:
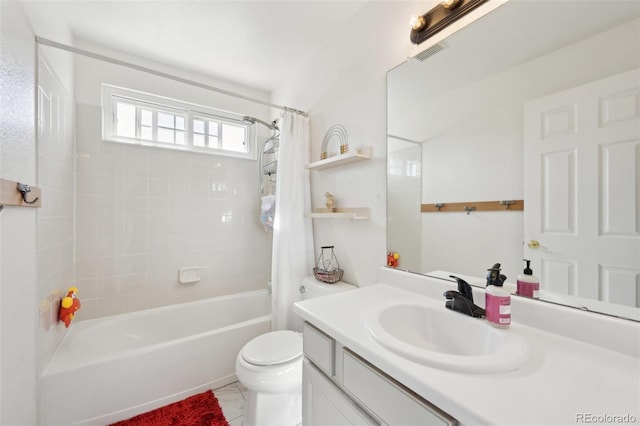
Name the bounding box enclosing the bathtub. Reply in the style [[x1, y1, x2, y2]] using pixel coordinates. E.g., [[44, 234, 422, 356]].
[[40, 289, 271, 425]]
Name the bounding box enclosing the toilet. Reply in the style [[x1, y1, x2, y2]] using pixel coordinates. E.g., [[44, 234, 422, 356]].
[[235, 276, 356, 426]]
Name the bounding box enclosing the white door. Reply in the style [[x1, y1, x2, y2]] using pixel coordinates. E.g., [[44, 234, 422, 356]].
[[524, 69, 640, 310]]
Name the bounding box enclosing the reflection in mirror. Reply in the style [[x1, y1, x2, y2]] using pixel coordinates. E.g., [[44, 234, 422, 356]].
[[387, 0, 640, 320]]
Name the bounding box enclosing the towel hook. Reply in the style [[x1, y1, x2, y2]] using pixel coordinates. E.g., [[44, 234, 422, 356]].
[[17, 182, 39, 205], [434, 203, 445, 211], [500, 200, 516, 210], [463, 206, 476, 215]]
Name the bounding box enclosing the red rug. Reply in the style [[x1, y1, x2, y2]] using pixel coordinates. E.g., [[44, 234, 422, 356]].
[[110, 390, 229, 426]]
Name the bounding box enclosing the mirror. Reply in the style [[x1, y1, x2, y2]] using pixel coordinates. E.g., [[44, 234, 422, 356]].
[[387, 0, 640, 320]]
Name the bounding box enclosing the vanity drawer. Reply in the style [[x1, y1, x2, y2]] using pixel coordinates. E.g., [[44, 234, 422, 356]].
[[342, 349, 457, 426], [303, 322, 335, 376]]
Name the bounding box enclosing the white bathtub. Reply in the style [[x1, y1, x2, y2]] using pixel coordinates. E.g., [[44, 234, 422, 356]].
[[41, 290, 271, 425]]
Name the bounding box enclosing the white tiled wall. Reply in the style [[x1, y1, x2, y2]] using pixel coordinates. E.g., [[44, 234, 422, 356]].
[[35, 50, 75, 373], [64, 40, 275, 320], [74, 103, 272, 319]]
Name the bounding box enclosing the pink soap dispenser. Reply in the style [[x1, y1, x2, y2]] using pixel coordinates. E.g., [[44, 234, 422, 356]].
[[517, 259, 540, 299], [485, 263, 511, 328]]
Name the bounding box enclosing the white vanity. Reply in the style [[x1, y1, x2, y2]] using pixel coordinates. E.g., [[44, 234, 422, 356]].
[[293, 268, 640, 425], [302, 320, 456, 425]]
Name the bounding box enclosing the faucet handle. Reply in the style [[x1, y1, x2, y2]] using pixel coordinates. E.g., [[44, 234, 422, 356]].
[[444, 292, 486, 318], [443, 290, 460, 300], [449, 275, 474, 303], [444, 278, 486, 318]]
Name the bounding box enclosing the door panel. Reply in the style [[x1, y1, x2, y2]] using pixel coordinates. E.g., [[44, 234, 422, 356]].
[[524, 68, 640, 309]]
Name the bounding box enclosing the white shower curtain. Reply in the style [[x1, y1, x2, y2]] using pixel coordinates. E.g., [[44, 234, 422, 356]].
[[271, 111, 314, 331]]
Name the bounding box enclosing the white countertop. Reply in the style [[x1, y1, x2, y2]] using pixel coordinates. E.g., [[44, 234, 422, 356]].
[[293, 283, 640, 426]]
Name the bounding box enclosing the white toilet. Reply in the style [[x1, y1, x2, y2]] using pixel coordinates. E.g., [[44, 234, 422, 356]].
[[235, 276, 356, 426]]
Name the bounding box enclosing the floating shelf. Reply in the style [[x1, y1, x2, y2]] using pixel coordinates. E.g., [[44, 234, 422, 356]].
[[306, 207, 370, 220], [306, 147, 373, 171]]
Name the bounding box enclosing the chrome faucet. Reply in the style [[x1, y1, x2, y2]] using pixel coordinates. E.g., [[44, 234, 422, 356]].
[[444, 275, 486, 318]]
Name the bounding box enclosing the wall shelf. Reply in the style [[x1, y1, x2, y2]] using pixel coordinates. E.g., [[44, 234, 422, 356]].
[[306, 147, 372, 171], [306, 207, 370, 220]]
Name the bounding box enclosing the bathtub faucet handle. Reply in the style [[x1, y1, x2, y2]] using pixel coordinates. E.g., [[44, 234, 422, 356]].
[[299, 285, 306, 294]]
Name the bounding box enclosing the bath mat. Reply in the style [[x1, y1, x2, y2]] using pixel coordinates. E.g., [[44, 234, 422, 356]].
[[110, 390, 229, 426]]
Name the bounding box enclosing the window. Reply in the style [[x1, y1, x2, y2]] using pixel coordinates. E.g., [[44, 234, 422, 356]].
[[103, 85, 254, 159]]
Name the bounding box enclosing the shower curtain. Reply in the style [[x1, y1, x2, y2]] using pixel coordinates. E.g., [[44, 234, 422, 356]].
[[271, 111, 314, 331]]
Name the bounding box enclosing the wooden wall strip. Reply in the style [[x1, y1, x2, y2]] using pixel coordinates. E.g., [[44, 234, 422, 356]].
[[0, 178, 42, 208], [420, 200, 524, 213]]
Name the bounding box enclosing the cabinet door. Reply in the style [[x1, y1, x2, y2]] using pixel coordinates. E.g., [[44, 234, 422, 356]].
[[303, 359, 377, 426], [304, 322, 335, 376]]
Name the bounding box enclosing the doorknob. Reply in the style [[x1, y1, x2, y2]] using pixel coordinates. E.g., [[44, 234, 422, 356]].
[[527, 240, 547, 250]]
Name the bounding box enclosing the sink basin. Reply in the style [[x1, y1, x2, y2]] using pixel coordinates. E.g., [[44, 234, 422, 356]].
[[367, 302, 529, 373]]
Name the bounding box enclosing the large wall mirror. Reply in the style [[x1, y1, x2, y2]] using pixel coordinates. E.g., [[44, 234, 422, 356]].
[[387, 0, 640, 320]]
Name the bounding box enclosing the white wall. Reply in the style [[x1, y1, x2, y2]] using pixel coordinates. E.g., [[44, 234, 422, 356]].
[[0, 3, 38, 423], [1, 2, 78, 422], [272, 0, 433, 286]]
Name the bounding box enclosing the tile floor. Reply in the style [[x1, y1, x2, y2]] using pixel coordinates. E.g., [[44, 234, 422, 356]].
[[215, 381, 247, 426]]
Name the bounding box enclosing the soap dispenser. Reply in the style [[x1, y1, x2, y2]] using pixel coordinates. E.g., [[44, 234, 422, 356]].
[[485, 263, 511, 328], [517, 259, 540, 299]]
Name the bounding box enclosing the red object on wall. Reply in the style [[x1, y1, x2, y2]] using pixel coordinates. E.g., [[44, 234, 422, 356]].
[[59, 287, 81, 328], [387, 251, 399, 268]]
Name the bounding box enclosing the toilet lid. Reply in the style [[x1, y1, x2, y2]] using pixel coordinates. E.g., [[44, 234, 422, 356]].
[[241, 330, 303, 366]]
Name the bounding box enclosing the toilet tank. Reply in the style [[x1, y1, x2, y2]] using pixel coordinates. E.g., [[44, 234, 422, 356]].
[[299, 275, 357, 300]]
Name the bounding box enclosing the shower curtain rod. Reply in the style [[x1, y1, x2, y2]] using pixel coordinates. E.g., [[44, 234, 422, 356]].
[[35, 36, 308, 117]]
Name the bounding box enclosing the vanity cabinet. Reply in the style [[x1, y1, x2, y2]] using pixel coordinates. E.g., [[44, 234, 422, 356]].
[[303, 360, 377, 426], [302, 322, 458, 426]]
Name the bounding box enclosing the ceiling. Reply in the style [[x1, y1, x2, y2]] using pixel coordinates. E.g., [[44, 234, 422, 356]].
[[34, 0, 369, 93]]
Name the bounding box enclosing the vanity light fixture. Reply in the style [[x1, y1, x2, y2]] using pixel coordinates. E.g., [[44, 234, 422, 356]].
[[410, 0, 489, 45], [442, 0, 462, 9]]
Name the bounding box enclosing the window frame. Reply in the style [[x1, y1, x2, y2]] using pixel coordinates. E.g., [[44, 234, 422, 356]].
[[102, 85, 255, 159]]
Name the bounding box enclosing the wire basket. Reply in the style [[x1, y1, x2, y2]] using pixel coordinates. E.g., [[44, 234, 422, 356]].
[[313, 267, 344, 284], [263, 138, 279, 155], [263, 160, 277, 175], [313, 246, 344, 284]]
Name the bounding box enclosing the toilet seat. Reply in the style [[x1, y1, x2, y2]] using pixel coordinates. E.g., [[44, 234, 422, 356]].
[[240, 330, 302, 366]]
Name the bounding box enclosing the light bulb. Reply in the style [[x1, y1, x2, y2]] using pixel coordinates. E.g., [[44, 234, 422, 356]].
[[441, 0, 461, 9], [409, 15, 426, 31]]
